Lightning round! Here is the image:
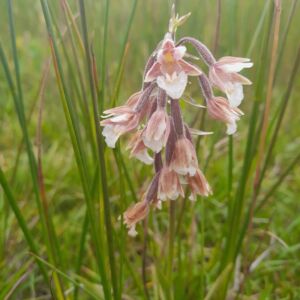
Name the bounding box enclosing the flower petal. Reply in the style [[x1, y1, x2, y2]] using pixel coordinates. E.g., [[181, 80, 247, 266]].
[[226, 83, 244, 107], [209, 67, 228, 91], [226, 122, 237, 135], [174, 46, 186, 60], [134, 149, 154, 165], [178, 59, 202, 76], [157, 71, 187, 99], [218, 56, 251, 64], [231, 73, 252, 85], [220, 62, 253, 73], [102, 125, 120, 148], [144, 62, 162, 82]]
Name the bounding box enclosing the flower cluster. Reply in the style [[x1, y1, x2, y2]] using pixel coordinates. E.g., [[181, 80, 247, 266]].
[[100, 19, 252, 236]]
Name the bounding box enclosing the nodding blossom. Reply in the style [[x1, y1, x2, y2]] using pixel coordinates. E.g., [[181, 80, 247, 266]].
[[144, 33, 202, 99], [100, 10, 253, 236], [209, 57, 253, 107]]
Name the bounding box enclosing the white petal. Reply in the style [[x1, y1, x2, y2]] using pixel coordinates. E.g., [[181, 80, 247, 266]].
[[143, 138, 164, 153], [226, 122, 237, 135], [221, 62, 253, 73], [226, 84, 244, 107], [110, 114, 131, 123], [174, 45, 186, 60], [134, 150, 154, 165], [102, 125, 119, 148], [128, 225, 138, 237], [157, 71, 187, 99], [158, 192, 167, 201]]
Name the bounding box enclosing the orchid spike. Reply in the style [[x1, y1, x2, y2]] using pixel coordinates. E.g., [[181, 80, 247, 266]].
[[100, 9, 253, 236]]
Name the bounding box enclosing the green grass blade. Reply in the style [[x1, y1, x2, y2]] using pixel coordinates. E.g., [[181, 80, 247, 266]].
[[0, 167, 49, 282], [40, 1, 111, 298], [30, 253, 101, 300], [78, 1, 119, 299], [0, 41, 64, 298]]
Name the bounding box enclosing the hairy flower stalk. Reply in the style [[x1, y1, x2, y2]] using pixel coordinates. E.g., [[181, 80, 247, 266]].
[[100, 11, 252, 235]]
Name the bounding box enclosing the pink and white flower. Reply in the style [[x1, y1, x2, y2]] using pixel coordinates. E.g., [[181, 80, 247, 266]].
[[144, 34, 202, 99], [158, 166, 184, 201], [123, 200, 149, 236], [100, 92, 143, 148], [207, 96, 244, 135], [187, 168, 212, 200], [127, 130, 153, 165], [170, 137, 198, 176], [142, 107, 170, 153], [209, 56, 253, 107]]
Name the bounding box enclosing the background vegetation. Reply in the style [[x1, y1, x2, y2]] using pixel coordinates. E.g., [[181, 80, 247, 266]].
[[0, 0, 299, 299]]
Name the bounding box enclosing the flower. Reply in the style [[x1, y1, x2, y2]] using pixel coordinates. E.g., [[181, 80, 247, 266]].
[[187, 169, 212, 200], [209, 56, 253, 107], [142, 107, 170, 153], [206, 96, 244, 135], [144, 33, 202, 99], [171, 137, 198, 176], [100, 91, 144, 148], [158, 166, 184, 200], [123, 201, 149, 236], [127, 130, 153, 165]]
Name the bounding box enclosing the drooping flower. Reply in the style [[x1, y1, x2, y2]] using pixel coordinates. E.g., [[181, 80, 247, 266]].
[[100, 90, 152, 148], [171, 137, 198, 176], [123, 200, 149, 237], [187, 168, 212, 201], [144, 33, 202, 99], [127, 130, 153, 165], [123, 171, 160, 236], [206, 96, 244, 135], [158, 166, 184, 201], [142, 107, 170, 153], [209, 56, 253, 107]]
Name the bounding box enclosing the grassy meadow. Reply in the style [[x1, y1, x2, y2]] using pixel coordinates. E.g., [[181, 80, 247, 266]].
[[0, 0, 300, 299]]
